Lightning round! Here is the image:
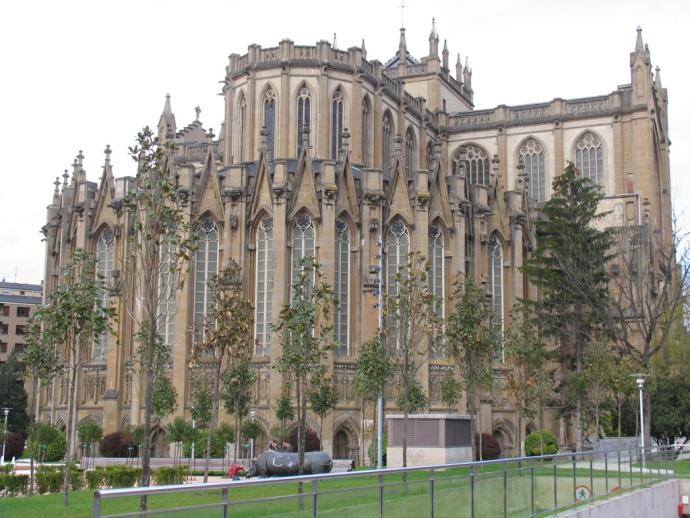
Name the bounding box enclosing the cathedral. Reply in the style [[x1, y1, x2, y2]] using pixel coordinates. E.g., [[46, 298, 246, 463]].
[[40, 24, 671, 462]]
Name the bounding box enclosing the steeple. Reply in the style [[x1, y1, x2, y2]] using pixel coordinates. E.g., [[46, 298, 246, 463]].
[[463, 56, 471, 86], [442, 39, 449, 69], [158, 93, 177, 139], [655, 66, 663, 91], [361, 38, 367, 59], [428, 18, 439, 57], [333, 32, 338, 49], [630, 27, 653, 105], [398, 27, 407, 66], [456, 53, 463, 83]]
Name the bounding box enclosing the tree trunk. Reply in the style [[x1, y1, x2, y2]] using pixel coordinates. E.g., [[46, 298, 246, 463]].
[[478, 405, 483, 461], [617, 400, 622, 438], [63, 351, 78, 506], [234, 414, 240, 463], [29, 374, 39, 495], [140, 325, 156, 512], [516, 407, 522, 458], [204, 369, 220, 483], [319, 416, 323, 451], [575, 329, 583, 452]]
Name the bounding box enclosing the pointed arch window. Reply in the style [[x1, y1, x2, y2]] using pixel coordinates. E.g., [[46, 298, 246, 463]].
[[158, 237, 176, 350], [238, 93, 246, 162], [361, 97, 371, 167], [488, 236, 504, 335], [334, 219, 350, 356], [404, 127, 417, 181], [264, 87, 276, 160], [455, 144, 490, 186], [331, 89, 344, 159], [382, 111, 394, 176], [297, 87, 311, 155], [291, 213, 315, 295], [575, 132, 604, 186], [519, 138, 545, 202], [255, 219, 273, 356], [386, 220, 409, 350], [194, 217, 218, 341], [94, 228, 113, 361], [429, 224, 444, 358]]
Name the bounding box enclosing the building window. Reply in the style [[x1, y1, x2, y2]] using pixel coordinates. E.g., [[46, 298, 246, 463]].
[[264, 87, 276, 160], [16, 306, 30, 318], [334, 219, 350, 356], [386, 219, 409, 350], [291, 214, 315, 295], [404, 127, 417, 182], [15, 325, 25, 336], [1, 306, 8, 317], [0, 324, 7, 335], [297, 87, 311, 155], [238, 93, 246, 162], [455, 144, 491, 186], [255, 219, 273, 356], [519, 138, 546, 203], [14, 343, 24, 353], [488, 236, 504, 335], [382, 111, 394, 176], [194, 217, 219, 341], [575, 132, 604, 186], [429, 224, 444, 358], [361, 97, 371, 166], [0, 342, 6, 353], [331, 89, 344, 159], [158, 238, 176, 350], [94, 228, 114, 362]]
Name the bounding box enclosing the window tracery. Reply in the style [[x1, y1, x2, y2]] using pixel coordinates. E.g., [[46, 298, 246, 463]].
[[331, 89, 344, 159], [575, 132, 604, 186], [291, 213, 315, 295], [255, 219, 273, 356], [361, 97, 371, 166], [334, 219, 350, 356], [519, 138, 545, 202], [297, 87, 311, 155], [454, 144, 490, 186], [404, 127, 417, 181], [382, 111, 394, 176], [386, 219, 409, 350], [93, 228, 113, 362], [194, 217, 218, 341], [429, 224, 444, 358], [488, 236, 504, 336], [264, 87, 276, 159]]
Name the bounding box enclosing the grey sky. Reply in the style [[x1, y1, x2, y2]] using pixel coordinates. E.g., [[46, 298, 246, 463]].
[[1, 0, 687, 283]]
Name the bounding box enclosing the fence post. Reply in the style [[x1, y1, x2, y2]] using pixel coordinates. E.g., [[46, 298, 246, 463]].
[[311, 480, 318, 518], [503, 462, 508, 518], [589, 455, 594, 501], [617, 451, 621, 489], [530, 465, 535, 516], [553, 459, 558, 511], [378, 473, 384, 518], [429, 468, 435, 518], [92, 492, 101, 518], [639, 447, 644, 485], [604, 452, 608, 494], [221, 487, 228, 518], [572, 454, 577, 505], [470, 465, 476, 518], [629, 449, 633, 487]]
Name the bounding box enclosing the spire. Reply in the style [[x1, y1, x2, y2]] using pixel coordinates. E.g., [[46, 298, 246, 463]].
[[635, 26, 644, 53], [333, 32, 337, 49], [630, 26, 650, 66], [104, 144, 112, 166], [655, 66, 663, 90], [53, 176, 61, 193], [456, 53, 463, 82], [62, 169, 69, 190], [77, 150, 84, 168], [428, 18, 439, 57], [442, 39, 449, 69], [164, 93, 172, 115], [361, 38, 367, 59], [463, 56, 470, 85], [398, 27, 407, 66], [159, 93, 177, 138]]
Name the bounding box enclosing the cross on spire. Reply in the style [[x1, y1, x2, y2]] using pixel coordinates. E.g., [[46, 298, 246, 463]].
[[104, 144, 112, 165], [195, 106, 201, 122], [53, 176, 61, 192], [399, 0, 406, 28]]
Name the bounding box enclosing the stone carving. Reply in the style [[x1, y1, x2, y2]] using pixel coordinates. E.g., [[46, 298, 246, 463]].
[[247, 450, 333, 477], [429, 364, 452, 404], [452, 111, 495, 128], [334, 363, 355, 402], [252, 363, 271, 403], [566, 98, 609, 115], [509, 105, 550, 121]]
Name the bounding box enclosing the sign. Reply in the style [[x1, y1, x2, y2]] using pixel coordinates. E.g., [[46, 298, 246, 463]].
[[575, 485, 592, 501]]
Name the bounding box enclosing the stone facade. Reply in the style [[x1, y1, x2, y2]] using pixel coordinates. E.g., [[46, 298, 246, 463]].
[[38, 26, 671, 462]]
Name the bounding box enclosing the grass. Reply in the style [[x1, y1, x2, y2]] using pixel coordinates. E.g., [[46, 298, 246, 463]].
[[0, 461, 674, 518]]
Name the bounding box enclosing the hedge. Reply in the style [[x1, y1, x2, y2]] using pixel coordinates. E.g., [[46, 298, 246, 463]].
[[152, 465, 190, 485], [103, 465, 141, 488], [100, 431, 135, 458], [0, 474, 29, 495], [524, 430, 558, 456], [475, 433, 501, 461], [35, 464, 83, 494]]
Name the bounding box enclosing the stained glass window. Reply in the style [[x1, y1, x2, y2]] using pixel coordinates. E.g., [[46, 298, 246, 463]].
[[519, 138, 546, 202], [264, 88, 276, 160], [331, 89, 344, 159], [297, 87, 311, 155], [454, 144, 491, 186], [382, 111, 394, 176], [194, 217, 218, 341], [361, 97, 371, 166], [429, 224, 444, 358], [334, 219, 350, 355], [404, 127, 416, 181], [575, 132, 604, 186], [255, 219, 273, 355], [291, 214, 315, 296], [94, 228, 113, 361]]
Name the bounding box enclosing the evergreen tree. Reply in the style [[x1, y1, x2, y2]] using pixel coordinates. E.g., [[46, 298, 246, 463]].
[[521, 162, 613, 450]]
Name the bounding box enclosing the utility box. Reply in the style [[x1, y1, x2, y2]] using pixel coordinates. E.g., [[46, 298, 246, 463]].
[[386, 414, 473, 468]]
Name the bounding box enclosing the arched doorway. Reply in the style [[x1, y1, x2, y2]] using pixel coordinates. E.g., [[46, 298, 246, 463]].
[[333, 424, 360, 466], [150, 427, 168, 458]]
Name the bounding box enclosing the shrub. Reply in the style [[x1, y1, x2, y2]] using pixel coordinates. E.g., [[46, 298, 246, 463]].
[[152, 465, 190, 485], [0, 464, 12, 474], [288, 428, 321, 453], [27, 423, 67, 462], [0, 474, 29, 495], [36, 466, 63, 494], [100, 431, 135, 458], [367, 433, 387, 466], [78, 421, 103, 445], [474, 433, 501, 461], [104, 465, 140, 488], [70, 470, 85, 491], [2, 432, 25, 461], [524, 430, 558, 456], [86, 468, 106, 490]]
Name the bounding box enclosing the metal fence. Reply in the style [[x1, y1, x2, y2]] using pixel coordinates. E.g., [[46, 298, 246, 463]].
[[92, 445, 678, 518]]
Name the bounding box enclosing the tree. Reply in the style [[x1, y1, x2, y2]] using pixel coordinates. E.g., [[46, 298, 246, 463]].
[[504, 305, 552, 456], [121, 127, 194, 509], [165, 417, 191, 465], [192, 260, 254, 482], [308, 370, 338, 449], [151, 374, 177, 420], [274, 382, 295, 443], [274, 256, 335, 475], [649, 376, 690, 446], [353, 336, 393, 466], [572, 341, 614, 439], [27, 250, 113, 505], [521, 162, 613, 450], [446, 277, 500, 461], [440, 369, 460, 412], [223, 356, 255, 462], [606, 219, 690, 448], [0, 354, 29, 435], [382, 251, 441, 468], [77, 421, 103, 447]]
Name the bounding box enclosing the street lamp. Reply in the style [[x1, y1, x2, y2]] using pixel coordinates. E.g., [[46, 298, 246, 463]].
[[634, 375, 647, 469], [249, 410, 256, 460], [1, 407, 10, 466]]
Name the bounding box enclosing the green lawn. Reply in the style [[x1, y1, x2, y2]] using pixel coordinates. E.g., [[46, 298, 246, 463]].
[[0, 462, 672, 518]]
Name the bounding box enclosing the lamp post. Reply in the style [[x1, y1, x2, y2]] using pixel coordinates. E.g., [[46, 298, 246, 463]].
[[249, 410, 256, 460], [635, 375, 647, 469], [1, 407, 10, 466]]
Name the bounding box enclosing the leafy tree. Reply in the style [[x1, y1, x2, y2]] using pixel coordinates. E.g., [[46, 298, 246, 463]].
[[504, 305, 552, 456], [524, 430, 558, 456], [650, 376, 690, 446], [192, 261, 254, 481], [308, 371, 338, 449], [0, 354, 28, 435], [191, 382, 212, 427], [572, 341, 614, 439], [440, 369, 460, 412], [274, 257, 335, 475], [446, 277, 500, 461], [121, 127, 194, 508], [77, 421, 103, 446], [382, 251, 441, 468], [275, 382, 295, 443], [521, 162, 613, 450], [165, 417, 191, 465], [27, 250, 114, 505], [395, 378, 427, 414], [353, 335, 392, 466], [151, 374, 177, 420], [223, 356, 255, 462]]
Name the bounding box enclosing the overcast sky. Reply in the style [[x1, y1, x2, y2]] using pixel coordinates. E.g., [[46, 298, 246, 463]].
[[1, 0, 687, 284]]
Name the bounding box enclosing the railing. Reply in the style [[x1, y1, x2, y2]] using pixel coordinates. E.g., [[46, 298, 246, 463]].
[[92, 445, 678, 517]]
